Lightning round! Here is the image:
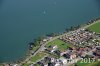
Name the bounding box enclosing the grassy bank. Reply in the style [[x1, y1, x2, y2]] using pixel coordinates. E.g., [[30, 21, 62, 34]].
[[88, 21, 100, 33], [30, 52, 46, 62], [75, 61, 100, 66], [0, 64, 3, 66], [22, 52, 47, 66]]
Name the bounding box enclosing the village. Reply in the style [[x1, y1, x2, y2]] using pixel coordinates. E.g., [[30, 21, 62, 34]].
[[2, 20, 100, 66], [29, 29, 100, 66]]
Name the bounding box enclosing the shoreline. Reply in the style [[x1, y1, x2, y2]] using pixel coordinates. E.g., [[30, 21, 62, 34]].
[[1, 18, 100, 65]]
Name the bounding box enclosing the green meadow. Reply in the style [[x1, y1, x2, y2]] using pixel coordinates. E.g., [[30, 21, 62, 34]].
[[30, 52, 46, 62], [88, 21, 100, 33], [76, 61, 100, 66], [46, 39, 73, 51]]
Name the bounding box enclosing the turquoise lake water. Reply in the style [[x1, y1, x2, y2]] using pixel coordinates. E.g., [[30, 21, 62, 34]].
[[0, 0, 100, 62]]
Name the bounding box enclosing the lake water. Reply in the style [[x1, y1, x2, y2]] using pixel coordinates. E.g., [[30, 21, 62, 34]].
[[0, 0, 100, 62]]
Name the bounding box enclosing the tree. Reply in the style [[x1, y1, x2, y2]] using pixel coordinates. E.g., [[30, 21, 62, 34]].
[[37, 35, 47, 41], [28, 42, 34, 50], [54, 50, 61, 57], [70, 26, 74, 31], [48, 32, 58, 37], [34, 39, 40, 45], [65, 28, 70, 32], [63, 54, 70, 59]]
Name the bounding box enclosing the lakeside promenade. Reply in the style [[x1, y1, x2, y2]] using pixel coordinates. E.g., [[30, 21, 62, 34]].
[[83, 20, 100, 29]]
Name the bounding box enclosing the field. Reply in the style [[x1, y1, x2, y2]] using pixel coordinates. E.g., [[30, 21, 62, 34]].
[[88, 21, 100, 33], [0, 64, 2, 66], [22, 52, 47, 66], [76, 60, 91, 66], [45, 39, 73, 51], [75, 60, 100, 66], [22, 63, 29, 66], [30, 52, 46, 62], [88, 61, 100, 66], [32, 46, 40, 52]]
